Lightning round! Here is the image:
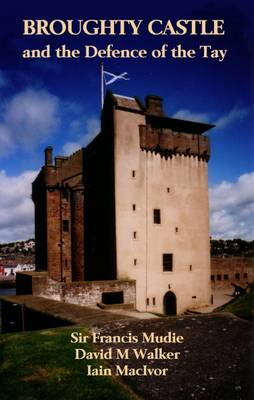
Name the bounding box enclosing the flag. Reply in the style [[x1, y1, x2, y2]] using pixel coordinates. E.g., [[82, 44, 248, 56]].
[[104, 70, 130, 85]]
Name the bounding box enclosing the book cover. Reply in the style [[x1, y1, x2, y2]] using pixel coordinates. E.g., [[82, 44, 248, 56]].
[[0, 0, 253, 399]]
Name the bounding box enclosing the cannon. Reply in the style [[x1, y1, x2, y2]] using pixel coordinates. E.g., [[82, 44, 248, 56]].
[[231, 283, 246, 298]]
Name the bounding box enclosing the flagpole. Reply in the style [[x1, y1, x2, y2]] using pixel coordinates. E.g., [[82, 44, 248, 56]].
[[101, 62, 104, 110]]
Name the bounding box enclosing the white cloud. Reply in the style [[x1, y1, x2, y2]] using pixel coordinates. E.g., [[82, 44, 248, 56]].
[[173, 105, 252, 129], [5, 88, 60, 146], [0, 169, 38, 242], [0, 88, 60, 156], [62, 141, 81, 155], [0, 124, 13, 156], [62, 116, 100, 155], [209, 172, 254, 240], [214, 106, 251, 128], [172, 109, 210, 123]]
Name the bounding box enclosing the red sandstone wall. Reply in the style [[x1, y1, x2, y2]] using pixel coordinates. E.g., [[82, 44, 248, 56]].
[[47, 190, 62, 281], [139, 125, 210, 159], [211, 257, 254, 289], [71, 187, 84, 281]]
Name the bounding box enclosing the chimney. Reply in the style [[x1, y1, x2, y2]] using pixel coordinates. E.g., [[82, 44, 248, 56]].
[[145, 95, 164, 117], [44, 146, 53, 166]]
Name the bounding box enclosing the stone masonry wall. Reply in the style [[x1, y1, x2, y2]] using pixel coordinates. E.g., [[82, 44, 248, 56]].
[[139, 125, 210, 160], [18, 272, 136, 307], [211, 257, 254, 289], [63, 280, 136, 307], [71, 188, 85, 281]]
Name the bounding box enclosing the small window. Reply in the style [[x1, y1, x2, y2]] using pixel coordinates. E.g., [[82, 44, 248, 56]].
[[211, 275, 215, 281], [217, 274, 221, 281], [146, 298, 149, 306], [152, 297, 156, 305], [235, 273, 240, 280], [189, 265, 192, 271], [243, 272, 248, 279], [132, 170, 136, 178], [63, 220, 69, 232], [224, 274, 229, 280], [133, 258, 137, 266], [65, 259, 68, 268], [132, 204, 136, 211], [175, 227, 178, 233], [153, 209, 161, 224], [133, 231, 137, 239], [192, 296, 197, 299], [163, 253, 173, 271], [167, 187, 170, 193]]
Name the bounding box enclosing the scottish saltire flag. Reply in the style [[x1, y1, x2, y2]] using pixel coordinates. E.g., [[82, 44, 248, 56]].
[[104, 70, 130, 85]]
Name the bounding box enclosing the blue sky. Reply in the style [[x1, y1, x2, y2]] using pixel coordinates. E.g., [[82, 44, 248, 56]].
[[0, 0, 253, 242]]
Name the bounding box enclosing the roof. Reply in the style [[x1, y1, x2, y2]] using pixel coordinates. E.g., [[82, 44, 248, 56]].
[[110, 93, 214, 134], [112, 93, 143, 113], [147, 115, 214, 135]]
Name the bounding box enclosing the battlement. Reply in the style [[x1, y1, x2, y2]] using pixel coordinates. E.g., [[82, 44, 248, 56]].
[[139, 125, 210, 160], [59, 148, 83, 182]]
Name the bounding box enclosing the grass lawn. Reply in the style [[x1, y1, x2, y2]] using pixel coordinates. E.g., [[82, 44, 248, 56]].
[[215, 288, 254, 321], [0, 326, 138, 400]]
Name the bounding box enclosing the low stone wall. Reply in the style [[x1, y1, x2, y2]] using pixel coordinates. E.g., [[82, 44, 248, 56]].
[[63, 280, 135, 306], [33, 274, 64, 301], [211, 257, 254, 289], [16, 272, 136, 308]]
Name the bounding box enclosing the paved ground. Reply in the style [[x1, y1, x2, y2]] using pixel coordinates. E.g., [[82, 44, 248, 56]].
[[192, 289, 233, 313], [96, 313, 254, 400], [102, 308, 160, 319]]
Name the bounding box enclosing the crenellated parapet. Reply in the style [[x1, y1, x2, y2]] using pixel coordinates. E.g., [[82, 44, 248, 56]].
[[139, 124, 210, 161]]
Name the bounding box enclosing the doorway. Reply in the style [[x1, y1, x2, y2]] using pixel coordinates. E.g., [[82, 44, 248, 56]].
[[164, 291, 177, 315]]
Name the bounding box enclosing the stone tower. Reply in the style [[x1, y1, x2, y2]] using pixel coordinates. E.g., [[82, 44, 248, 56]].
[[32, 147, 84, 283], [32, 92, 213, 314]]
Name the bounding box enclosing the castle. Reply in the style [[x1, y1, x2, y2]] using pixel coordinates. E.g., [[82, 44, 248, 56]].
[[32, 92, 214, 314]]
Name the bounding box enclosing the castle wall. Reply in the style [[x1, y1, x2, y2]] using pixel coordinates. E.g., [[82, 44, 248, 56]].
[[33, 180, 47, 271], [144, 153, 211, 314], [114, 108, 147, 311], [32, 93, 213, 315], [46, 187, 73, 283], [17, 272, 136, 308], [83, 106, 116, 281], [211, 257, 254, 289], [114, 106, 211, 314], [32, 149, 84, 282], [63, 280, 135, 307], [71, 187, 85, 281], [60, 149, 83, 182], [46, 189, 62, 281]]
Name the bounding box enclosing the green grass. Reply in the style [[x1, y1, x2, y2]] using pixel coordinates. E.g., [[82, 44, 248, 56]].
[[215, 289, 254, 321], [0, 327, 138, 400]]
